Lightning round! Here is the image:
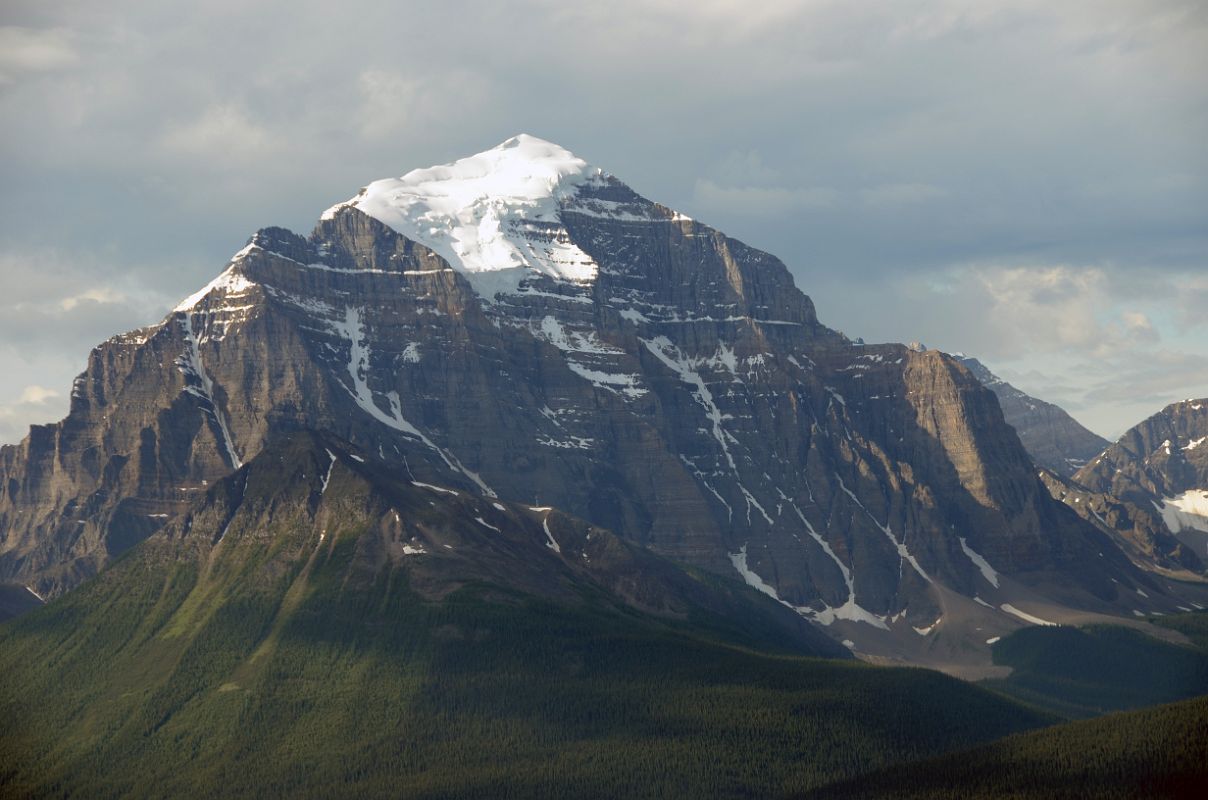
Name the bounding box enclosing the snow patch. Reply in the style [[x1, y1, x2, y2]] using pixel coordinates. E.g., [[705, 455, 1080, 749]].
[[1156, 490, 1208, 534], [913, 619, 941, 636], [566, 363, 647, 398], [835, 474, 929, 582], [730, 542, 888, 630], [176, 314, 242, 469], [537, 434, 594, 450], [536, 315, 623, 355], [474, 516, 502, 533], [401, 343, 422, 363], [174, 247, 258, 311], [412, 481, 458, 495], [541, 512, 561, 553], [320, 449, 336, 495], [729, 545, 781, 602], [642, 336, 736, 471], [1000, 603, 1056, 626], [959, 537, 1000, 588], [331, 306, 494, 496]]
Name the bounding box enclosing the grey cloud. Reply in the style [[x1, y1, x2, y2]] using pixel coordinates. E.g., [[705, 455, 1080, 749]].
[[0, 26, 77, 82], [693, 180, 839, 216], [859, 183, 948, 208]]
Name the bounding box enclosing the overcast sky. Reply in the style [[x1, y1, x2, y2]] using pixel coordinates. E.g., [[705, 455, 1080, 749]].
[[1, 0, 1205, 442]]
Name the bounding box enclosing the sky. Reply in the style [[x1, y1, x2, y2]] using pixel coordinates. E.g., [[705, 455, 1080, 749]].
[[0, 0, 1205, 442]]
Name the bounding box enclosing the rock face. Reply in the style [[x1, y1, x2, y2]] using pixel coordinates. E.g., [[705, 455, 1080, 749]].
[[1061, 399, 1208, 570], [149, 430, 850, 658], [0, 135, 1182, 660], [1039, 468, 1203, 576], [954, 355, 1109, 477]]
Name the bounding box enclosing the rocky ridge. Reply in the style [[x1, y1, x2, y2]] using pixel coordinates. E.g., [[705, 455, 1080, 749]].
[[1055, 399, 1208, 573], [953, 355, 1109, 477]]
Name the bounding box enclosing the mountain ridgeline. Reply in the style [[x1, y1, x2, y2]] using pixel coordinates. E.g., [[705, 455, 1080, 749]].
[[0, 135, 1199, 663], [1042, 399, 1208, 580], [952, 355, 1109, 477]]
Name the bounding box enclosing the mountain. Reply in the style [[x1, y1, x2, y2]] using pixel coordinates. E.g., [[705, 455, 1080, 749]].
[[1074, 399, 1208, 536], [0, 134, 1193, 667], [0, 433, 1057, 798], [1044, 399, 1208, 579], [951, 355, 1109, 477]]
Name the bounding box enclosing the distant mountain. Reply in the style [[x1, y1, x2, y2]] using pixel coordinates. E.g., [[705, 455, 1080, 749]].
[[952, 355, 1109, 477], [1059, 399, 1208, 573], [0, 135, 1195, 668], [1040, 467, 1204, 577], [0, 433, 1057, 798]]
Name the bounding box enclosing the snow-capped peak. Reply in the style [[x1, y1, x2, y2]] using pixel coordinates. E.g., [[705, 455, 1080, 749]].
[[322, 134, 607, 295], [173, 243, 258, 312]]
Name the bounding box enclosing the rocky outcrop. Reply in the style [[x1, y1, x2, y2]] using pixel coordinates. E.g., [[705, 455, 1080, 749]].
[[1039, 468, 1203, 577], [0, 136, 1178, 660], [1075, 399, 1208, 503], [1064, 399, 1208, 568], [954, 355, 1109, 477]]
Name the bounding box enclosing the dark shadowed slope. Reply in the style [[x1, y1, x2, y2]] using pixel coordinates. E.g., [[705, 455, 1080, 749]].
[[806, 694, 1208, 800], [0, 433, 1056, 799]]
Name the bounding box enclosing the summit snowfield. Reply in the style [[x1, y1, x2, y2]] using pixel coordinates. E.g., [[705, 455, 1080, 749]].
[[2, 136, 1204, 670], [324, 134, 643, 296]]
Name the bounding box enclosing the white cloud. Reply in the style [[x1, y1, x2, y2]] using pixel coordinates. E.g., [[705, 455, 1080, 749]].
[[0, 381, 71, 445], [356, 68, 493, 144], [18, 385, 59, 404], [59, 287, 126, 311], [158, 104, 277, 164], [0, 26, 78, 82]]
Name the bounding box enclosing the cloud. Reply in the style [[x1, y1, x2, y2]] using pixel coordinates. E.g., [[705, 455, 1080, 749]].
[[859, 183, 948, 207], [355, 68, 493, 143], [18, 385, 59, 404], [1170, 276, 1208, 332], [59, 287, 126, 311], [158, 104, 277, 165], [693, 179, 838, 216], [712, 150, 782, 187], [0, 383, 68, 445], [0, 248, 174, 359], [0, 26, 78, 82]]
